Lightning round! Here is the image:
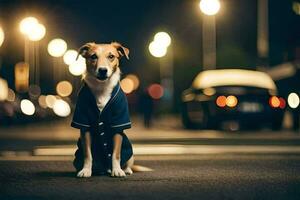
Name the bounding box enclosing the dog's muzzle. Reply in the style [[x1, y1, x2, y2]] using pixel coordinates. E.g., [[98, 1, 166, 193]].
[[97, 68, 108, 80]]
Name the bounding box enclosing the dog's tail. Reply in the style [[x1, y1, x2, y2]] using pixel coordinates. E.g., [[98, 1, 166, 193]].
[[131, 165, 153, 172]]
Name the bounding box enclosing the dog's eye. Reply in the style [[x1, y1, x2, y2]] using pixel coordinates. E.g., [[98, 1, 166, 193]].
[[108, 55, 115, 60], [90, 54, 98, 60]]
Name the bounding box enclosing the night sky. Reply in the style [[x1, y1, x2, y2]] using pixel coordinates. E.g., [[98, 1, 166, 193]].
[[0, 0, 299, 98]]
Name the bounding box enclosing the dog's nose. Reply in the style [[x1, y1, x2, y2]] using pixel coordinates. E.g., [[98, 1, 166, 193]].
[[97, 68, 108, 76]]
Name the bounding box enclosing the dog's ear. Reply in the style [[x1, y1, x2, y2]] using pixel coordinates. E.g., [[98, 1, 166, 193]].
[[77, 42, 94, 60], [111, 42, 129, 60]]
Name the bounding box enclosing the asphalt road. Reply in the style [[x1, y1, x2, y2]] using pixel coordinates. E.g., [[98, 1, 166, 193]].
[[1, 154, 300, 200], [1, 118, 300, 199]]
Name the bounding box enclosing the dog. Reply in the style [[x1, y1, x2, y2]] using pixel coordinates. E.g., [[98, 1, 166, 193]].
[[71, 42, 151, 178]]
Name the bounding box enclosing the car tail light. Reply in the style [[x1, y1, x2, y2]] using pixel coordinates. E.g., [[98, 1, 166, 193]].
[[269, 96, 280, 108], [226, 95, 238, 107], [279, 97, 286, 109], [216, 96, 226, 107]]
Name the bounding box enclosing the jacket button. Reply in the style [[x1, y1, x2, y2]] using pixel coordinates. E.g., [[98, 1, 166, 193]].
[[100, 132, 104, 136], [108, 154, 111, 157], [104, 143, 107, 146]]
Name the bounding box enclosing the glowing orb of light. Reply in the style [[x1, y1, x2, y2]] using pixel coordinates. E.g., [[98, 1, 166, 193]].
[[148, 41, 167, 58], [63, 49, 78, 65], [154, 32, 171, 47], [47, 38, 67, 57], [199, 0, 221, 16], [53, 99, 71, 117], [56, 81, 73, 97], [288, 93, 300, 109], [148, 84, 164, 99], [20, 99, 35, 115], [19, 17, 38, 35], [120, 78, 135, 94], [28, 23, 46, 41], [68, 55, 86, 76]]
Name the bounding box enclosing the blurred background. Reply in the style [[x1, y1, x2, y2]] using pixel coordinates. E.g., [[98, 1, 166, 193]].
[[0, 0, 300, 131], [2, 2, 300, 198]]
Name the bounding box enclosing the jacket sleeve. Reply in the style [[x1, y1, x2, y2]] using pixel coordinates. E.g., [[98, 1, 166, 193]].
[[71, 87, 91, 131], [110, 90, 131, 134]]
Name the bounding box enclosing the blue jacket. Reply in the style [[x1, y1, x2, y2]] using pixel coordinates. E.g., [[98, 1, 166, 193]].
[[71, 82, 133, 174]]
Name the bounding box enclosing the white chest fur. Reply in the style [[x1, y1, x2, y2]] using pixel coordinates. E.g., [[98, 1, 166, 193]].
[[84, 68, 121, 112], [96, 88, 113, 112]]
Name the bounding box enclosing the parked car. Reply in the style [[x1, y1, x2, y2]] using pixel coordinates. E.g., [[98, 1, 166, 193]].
[[181, 69, 286, 130]]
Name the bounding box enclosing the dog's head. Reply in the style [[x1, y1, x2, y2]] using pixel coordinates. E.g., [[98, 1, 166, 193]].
[[78, 42, 129, 81]]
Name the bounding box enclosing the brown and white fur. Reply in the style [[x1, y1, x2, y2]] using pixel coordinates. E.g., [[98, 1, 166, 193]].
[[76, 42, 151, 178]]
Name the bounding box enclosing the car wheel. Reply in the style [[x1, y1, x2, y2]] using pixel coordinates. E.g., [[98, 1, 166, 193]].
[[181, 103, 197, 129], [181, 103, 209, 129]]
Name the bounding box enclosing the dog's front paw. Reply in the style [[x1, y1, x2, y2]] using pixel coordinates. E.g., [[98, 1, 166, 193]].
[[77, 168, 92, 178], [124, 167, 133, 175], [111, 168, 126, 177]]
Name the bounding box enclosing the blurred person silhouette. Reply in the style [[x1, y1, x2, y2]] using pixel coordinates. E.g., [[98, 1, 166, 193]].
[[139, 88, 154, 128]]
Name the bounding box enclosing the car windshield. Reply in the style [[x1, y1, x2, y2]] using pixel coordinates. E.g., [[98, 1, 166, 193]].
[[192, 69, 277, 90]]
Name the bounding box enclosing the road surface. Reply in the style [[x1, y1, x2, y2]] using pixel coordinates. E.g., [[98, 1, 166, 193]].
[[0, 117, 300, 199]]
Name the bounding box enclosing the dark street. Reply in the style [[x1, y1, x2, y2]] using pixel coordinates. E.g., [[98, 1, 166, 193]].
[[1, 0, 300, 199], [1, 155, 300, 200], [0, 118, 300, 200]]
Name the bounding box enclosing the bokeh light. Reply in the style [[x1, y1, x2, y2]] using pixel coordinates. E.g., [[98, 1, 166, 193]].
[[45, 95, 56, 108], [0, 26, 4, 47], [6, 89, 15, 102], [148, 41, 167, 58], [47, 38, 67, 57], [148, 84, 164, 99], [68, 55, 86, 76], [288, 93, 300, 109], [269, 96, 280, 108], [121, 78, 135, 94], [63, 49, 78, 65], [203, 88, 216, 96], [56, 81, 73, 97], [199, 0, 221, 16], [293, 2, 300, 15], [38, 95, 47, 109], [216, 96, 226, 107], [53, 99, 71, 117], [28, 23, 46, 41], [20, 99, 35, 115], [14, 62, 29, 92], [0, 78, 8, 101], [226, 95, 238, 108], [279, 97, 286, 109], [154, 32, 171, 47], [126, 74, 140, 90], [19, 17, 38, 35], [28, 85, 41, 99]]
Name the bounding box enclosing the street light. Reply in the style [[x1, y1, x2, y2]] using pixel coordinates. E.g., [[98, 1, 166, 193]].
[[19, 17, 38, 35], [19, 17, 46, 86], [28, 23, 46, 41], [199, 0, 220, 16], [199, 0, 220, 70], [154, 32, 171, 47], [149, 31, 171, 58], [149, 31, 174, 111], [48, 38, 68, 85], [148, 41, 167, 58]]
